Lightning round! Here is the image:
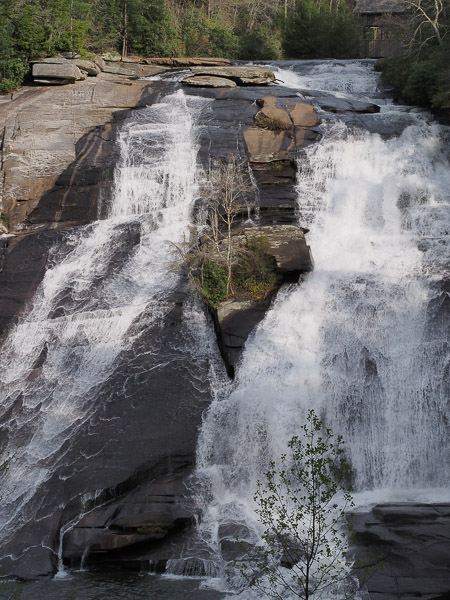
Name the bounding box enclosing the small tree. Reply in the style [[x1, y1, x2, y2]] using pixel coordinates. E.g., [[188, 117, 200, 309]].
[[239, 409, 356, 600], [207, 155, 253, 296]]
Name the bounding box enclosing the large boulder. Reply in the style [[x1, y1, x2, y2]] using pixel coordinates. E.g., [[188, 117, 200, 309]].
[[32, 62, 82, 81], [351, 503, 450, 600], [182, 75, 237, 88], [190, 66, 275, 85], [244, 97, 320, 163], [255, 96, 292, 130], [243, 128, 294, 162], [73, 59, 100, 76]]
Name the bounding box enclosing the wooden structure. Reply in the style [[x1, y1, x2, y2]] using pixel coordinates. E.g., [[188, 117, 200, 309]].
[[354, 0, 405, 57]]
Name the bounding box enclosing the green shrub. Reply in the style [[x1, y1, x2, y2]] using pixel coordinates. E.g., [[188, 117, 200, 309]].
[[238, 25, 283, 60], [234, 235, 280, 301], [202, 261, 228, 307], [0, 59, 29, 93], [179, 8, 239, 58]]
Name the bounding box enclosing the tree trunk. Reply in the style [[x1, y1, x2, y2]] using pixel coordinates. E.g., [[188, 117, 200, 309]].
[[122, 0, 128, 59]]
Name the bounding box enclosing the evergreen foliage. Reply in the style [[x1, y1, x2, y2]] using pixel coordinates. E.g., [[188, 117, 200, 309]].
[[0, 0, 363, 92], [282, 0, 361, 59]]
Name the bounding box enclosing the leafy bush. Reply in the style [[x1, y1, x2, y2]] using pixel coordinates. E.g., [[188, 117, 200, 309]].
[[202, 261, 228, 307], [239, 409, 355, 599], [238, 25, 283, 60], [179, 8, 239, 58], [0, 59, 29, 93], [234, 235, 280, 301]]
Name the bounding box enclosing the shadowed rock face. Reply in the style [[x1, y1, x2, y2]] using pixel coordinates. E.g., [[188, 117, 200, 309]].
[[351, 504, 450, 600]]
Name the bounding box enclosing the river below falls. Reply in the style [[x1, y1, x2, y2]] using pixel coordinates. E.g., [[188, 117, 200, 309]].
[[4, 571, 224, 599]]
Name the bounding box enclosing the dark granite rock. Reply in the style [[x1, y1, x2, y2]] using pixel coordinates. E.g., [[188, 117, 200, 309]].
[[312, 96, 381, 114], [0, 230, 65, 337], [351, 503, 450, 600]]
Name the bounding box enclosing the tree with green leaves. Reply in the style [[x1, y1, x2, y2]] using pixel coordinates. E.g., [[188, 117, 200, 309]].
[[239, 409, 357, 600]]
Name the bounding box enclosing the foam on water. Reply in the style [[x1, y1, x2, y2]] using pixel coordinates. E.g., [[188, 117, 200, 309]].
[[195, 61, 450, 596], [0, 90, 211, 561]]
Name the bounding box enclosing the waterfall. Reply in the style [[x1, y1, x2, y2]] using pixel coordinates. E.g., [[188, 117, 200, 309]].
[[0, 90, 211, 565], [195, 62, 450, 593]]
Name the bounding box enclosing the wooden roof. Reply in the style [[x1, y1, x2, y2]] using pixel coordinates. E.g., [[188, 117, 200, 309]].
[[353, 0, 405, 14]]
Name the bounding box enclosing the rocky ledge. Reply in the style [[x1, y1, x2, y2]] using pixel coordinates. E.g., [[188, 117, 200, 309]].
[[183, 65, 275, 86], [351, 503, 450, 600], [210, 225, 313, 377]]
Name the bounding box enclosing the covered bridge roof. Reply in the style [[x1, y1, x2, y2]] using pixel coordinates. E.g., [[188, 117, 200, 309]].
[[353, 0, 405, 14]]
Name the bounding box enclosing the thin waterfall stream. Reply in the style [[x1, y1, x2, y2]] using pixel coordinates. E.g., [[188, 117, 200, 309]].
[[0, 89, 213, 573]]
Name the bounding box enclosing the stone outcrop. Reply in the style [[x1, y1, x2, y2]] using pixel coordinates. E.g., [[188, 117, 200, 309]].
[[245, 96, 320, 163], [30, 56, 167, 85], [189, 66, 275, 85], [351, 503, 450, 600], [102, 61, 166, 77], [32, 62, 83, 82], [144, 57, 231, 67], [210, 225, 313, 376], [182, 75, 237, 88], [73, 59, 101, 75]]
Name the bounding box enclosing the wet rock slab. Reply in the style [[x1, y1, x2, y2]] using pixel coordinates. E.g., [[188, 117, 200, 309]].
[[351, 503, 450, 600]]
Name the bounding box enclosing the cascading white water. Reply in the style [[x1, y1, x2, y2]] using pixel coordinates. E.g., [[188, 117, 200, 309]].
[[270, 59, 381, 97], [195, 62, 450, 595], [0, 90, 211, 562]]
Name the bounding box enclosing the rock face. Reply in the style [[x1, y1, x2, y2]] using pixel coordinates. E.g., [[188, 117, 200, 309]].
[[0, 65, 415, 583], [0, 73, 152, 336], [351, 504, 450, 600]]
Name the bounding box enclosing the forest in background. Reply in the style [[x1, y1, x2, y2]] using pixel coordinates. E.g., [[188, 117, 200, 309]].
[[0, 0, 448, 111], [379, 0, 449, 111], [0, 0, 361, 90]]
